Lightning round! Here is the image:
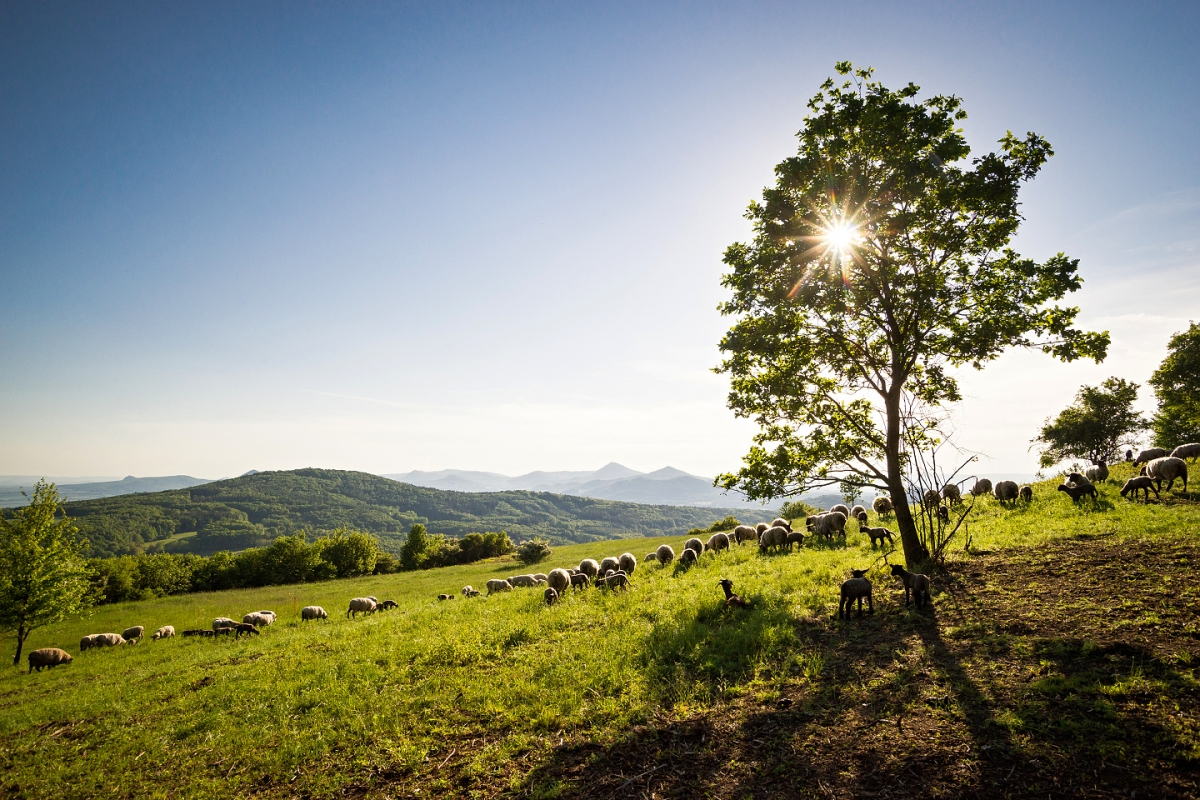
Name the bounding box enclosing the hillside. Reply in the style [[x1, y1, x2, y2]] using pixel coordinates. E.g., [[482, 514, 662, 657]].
[[0, 474, 212, 507], [50, 468, 773, 557]]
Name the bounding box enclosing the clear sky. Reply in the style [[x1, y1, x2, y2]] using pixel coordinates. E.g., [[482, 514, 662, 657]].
[[1, 1, 1197, 482]]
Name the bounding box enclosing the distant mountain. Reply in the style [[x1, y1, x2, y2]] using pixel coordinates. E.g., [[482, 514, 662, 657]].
[[0, 474, 212, 507], [48, 468, 775, 558], [383, 462, 769, 508], [0, 475, 118, 488]]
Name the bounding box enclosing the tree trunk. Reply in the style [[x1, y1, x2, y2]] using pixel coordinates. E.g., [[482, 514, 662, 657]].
[[884, 388, 928, 569], [12, 624, 26, 667]]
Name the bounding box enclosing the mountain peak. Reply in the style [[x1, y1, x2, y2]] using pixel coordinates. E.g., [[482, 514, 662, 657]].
[[592, 462, 642, 480]]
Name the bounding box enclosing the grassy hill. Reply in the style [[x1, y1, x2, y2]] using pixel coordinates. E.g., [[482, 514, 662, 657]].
[[48, 468, 773, 557], [3, 463, 1198, 798]]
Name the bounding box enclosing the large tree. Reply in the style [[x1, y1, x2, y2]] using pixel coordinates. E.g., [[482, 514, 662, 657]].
[[1149, 322, 1200, 448], [1032, 377, 1148, 467], [0, 481, 94, 666], [716, 63, 1109, 567]]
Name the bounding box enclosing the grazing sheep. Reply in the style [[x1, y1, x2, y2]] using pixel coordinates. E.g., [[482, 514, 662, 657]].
[[1172, 443, 1200, 461], [993, 480, 1019, 503], [717, 578, 751, 609], [547, 568, 572, 594], [683, 538, 704, 558], [971, 478, 993, 497], [838, 570, 873, 618], [785, 530, 805, 551], [28, 648, 73, 673], [872, 496, 893, 515], [891, 565, 932, 608], [212, 618, 237, 632], [253, 610, 277, 624], [532, 573, 548, 582], [849, 505, 867, 521], [941, 483, 962, 505], [1120, 475, 1160, 502], [1134, 448, 1169, 466], [704, 532, 731, 553], [464, 588, 481, 598], [544, 587, 559, 606], [1019, 485, 1033, 502], [829, 504, 851, 517], [347, 597, 378, 617], [758, 525, 789, 553], [243, 613, 273, 628], [806, 511, 847, 539], [569, 572, 591, 590], [152, 626, 174, 640], [232, 622, 260, 638], [754, 522, 769, 538], [486, 579, 513, 596], [1145, 456, 1189, 493], [182, 629, 205, 637], [770, 517, 792, 531], [599, 572, 631, 591], [679, 548, 698, 567], [578, 559, 600, 578], [859, 522, 894, 548], [509, 574, 538, 588], [122, 626, 144, 641], [599, 557, 621, 576], [462, 585, 475, 597], [1084, 462, 1110, 483], [643, 552, 658, 564], [378, 600, 398, 610], [79, 633, 125, 651], [732, 525, 757, 544], [936, 505, 950, 523], [1057, 482, 1098, 502], [656, 544, 676, 564], [921, 489, 941, 509], [438, 594, 456, 601], [618, 552, 638, 575], [1126, 449, 1134, 462], [301, 606, 328, 621]]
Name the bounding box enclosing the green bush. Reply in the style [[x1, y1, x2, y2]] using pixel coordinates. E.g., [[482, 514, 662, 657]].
[[515, 537, 552, 565]]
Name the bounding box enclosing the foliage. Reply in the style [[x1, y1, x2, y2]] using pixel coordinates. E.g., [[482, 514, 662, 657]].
[[515, 537, 552, 566], [839, 480, 863, 506], [1149, 322, 1200, 447], [399, 523, 432, 570], [686, 515, 742, 537], [25, 468, 767, 557], [0, 482, 94, 665], [316, 527, 379, 578], [715, 62, 1108, 566], [1032, 377, 1148, 467], [777, 500, 818, 521]]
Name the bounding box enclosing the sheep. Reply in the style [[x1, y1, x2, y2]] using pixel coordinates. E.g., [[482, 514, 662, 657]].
[[243, 612, 273, 628], [941, 483, 962, 505], [859, 521, 894, 548], [461, 585, 475, 597], [872, 496, 893, 515], [732, 525, 757, 544], [770, 517, 792, 531], [785, 530, 805, 551], [1126, 449, 1134, 462], [486, 579, 513, 595], [1019, 485, 1033, 502], [1057, 482, 1098, 503], [890, 564, 931, 608], [28, 648, 73, 673], [578, 558, 601, 578], [829, 504, 851, 517], [212, 617, 237, 631], [806, 511, 847, 539], [683, 538, 704, 558], [378, 600, 398, 610], [849, 505, 867, 521], [464, 588, 481, 598], [838, 570, 873, 618], [301, 606, 328, 621], [971, 478, 993, 497], [618, 552, 638, 575], [347, 597, 378, 617], [253, 610, 276, 624], [656, 544, 675, 564], [937, 504, 950, 523], [547, 568, 572, 595], [643, 552, 658, 564], [598, 557, 621, 576], [122, 626, 145, 641], [544, 587, 559, 606], [717, 578, 750, 609], [509, 574, 538, 588], [921, 489, 941, 509], [679, 548, 698, 567], [1134, 447, 1169, 466], [1145, 456, 1189, 493], [79, 633, 125, 651], [599, 572, 631, 591], [758, 525, 789, 553], [1084, 462, 1109, 483], [232, 622, 260, 638], [993, 480, 1019, 504], [1172, 443, 1200, 461], [152, 626, 174, 640], [569, 572, 591, 590], [182, 629, 206, 637], [754, 522, 769, 538], [437, 594, 455, 601], [704, 532, 730, 553], [1120, 475, 1160, 502]]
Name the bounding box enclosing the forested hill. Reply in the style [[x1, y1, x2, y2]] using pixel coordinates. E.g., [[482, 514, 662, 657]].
[[45, 468, 772, 558]]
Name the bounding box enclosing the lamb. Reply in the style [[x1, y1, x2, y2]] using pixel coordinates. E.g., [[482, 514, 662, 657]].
[[1120, 475, 1160, 502], [569, 572, 591, 590], [544, 587, 559, 606], [599, 572, 631, 591], [212, 617, 237, 631], [618, 552, 638, 575], [872, 496, 893, 515], [1057, 482, 1098, 502], [1172, 443, 1200, 461], [732, 525, 757, 544], [921, 489, 941, 509], [717, 579, 750, 609], [598, 557, 621, 576], [1145, 456, 1189, 493], [1084, 462, 1109, 483], [770, 517, 792, 531], [578, 558, 601, 578], [785, 530, 806, 551], [243, 612, 273, 627], [438, 594, 455, 601], [79, 633, 125, 651], [28, 648, 73, 673], [829, 504, 851, 517], [891, 564, 931, 608], [643, 552, 658, 564], [679, 548, 698, 567], [486, 579, 513, 596], [683, 538, 704, 558], [347, 597, 378, 617], [378, 600, 399, 610], [1126, 449, 1134, 462], [547, 568, 572, 595], [1134, 447, 1169, 466], [656, 544, 675, 564], [182, 629, 206, 637], [941, 483, 962, 505], [1018, 485, 1033, 502], [464, 588, 481, 598], [838, 570, 873, 618], [301, 606, 328, 621], [993, 480, 1019, 504], [758, 525, 788, 553], [859, 521, 894, 548], [152, 626, 174, 640], [971, 478, 993, 497], [122, 626, 145, 641], [232, 622, 260, 638], [704, 532, 730, 553]]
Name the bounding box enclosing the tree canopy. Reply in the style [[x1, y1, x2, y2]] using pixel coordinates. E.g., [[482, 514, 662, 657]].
[[716, 63, 1108, 565], [1149, 322, 1200, 447], [1032, 377, 1148, 467]]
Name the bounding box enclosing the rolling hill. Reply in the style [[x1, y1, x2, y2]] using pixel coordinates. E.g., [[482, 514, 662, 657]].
[[0, 474, 213, 507], [53, 468, 775, 558]]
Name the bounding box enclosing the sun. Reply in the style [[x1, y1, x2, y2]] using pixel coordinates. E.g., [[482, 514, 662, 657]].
[[821, 221, 859, 256]]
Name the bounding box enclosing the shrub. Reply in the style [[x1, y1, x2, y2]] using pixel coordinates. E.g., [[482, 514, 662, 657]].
[[515, 537, 552, 565]]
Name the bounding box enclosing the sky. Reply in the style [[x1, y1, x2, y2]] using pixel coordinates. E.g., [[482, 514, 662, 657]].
[[1, 1, 1197, 483]]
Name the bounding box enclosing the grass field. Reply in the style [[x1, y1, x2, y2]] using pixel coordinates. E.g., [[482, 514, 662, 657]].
[[2, 463, 1199, 798]]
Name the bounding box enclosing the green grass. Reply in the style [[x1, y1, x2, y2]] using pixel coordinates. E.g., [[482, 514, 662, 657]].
[[2, 464, 1198, 798]]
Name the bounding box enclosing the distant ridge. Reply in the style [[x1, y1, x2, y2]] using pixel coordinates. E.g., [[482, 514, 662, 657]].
[[0, 474, 212, 507]]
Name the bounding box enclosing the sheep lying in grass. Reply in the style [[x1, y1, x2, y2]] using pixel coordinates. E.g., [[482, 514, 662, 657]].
[[547, 568, 572, 595], [732, 525, 757, 544], [437, 594, 455, 601], [301, 606, 328, 621], [859, 520, 894, 548], [872, 496, 893, 515], [28, 648, 72, 673], [122, 626, 144, 641], [1084, 462, 1109, 483], [182, 629, 205, 637], [1134, 447, 1169, 466], [578, 558, 600, 578], [544, 587, 559, 606], [838, 570, 873, 618], [347, 598, 377, 617], [1146, 456, 1189, 493], [971, 478, 993, 497], [153, 626, 174, 640], [758, 525, 788, 553], [705, 532, 730, 553], [1120, 475, 1159, 502], [486, 579, 512, 596], [891, 564, 931, 608], [656, 544, 675, 564], [941, 483, 962, 505], [1019, 485, 1033, 502], [993, 480, 1019, 504], [1172, 443, 1200, 461], [679, 548, 698, 568], [80, 633, 125, 651]]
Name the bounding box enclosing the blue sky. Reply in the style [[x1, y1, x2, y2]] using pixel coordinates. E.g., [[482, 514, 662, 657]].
[[2, 1, 1197, 481]]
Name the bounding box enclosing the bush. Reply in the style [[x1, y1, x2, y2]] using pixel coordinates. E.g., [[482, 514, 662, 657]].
[[515, 537, 552, 566]]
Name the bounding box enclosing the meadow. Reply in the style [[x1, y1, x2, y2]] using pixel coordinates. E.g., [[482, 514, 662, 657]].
[[2, 463, 1199, 798]]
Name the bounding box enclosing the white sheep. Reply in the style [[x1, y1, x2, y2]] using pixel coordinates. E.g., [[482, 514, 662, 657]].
[[212, 617, 237, 631], [121, 626, 144, 641], [656, 544, 675, 564], [532, 573, 548, 582], [1084, 462, 1109, 483], [347, 597, 377, 617], [993, 480, 1019, 503], [152, 626, 174, 640], [28, 648, 73, 672], [243, 612, 273, 628], [79, 633, 125, 651], [758, 525, 788, 553], [1171, 443, 1200, 461], [1134, 448, 1169, 466], [970, 478, 993, 497], [547, 568, 572, 594], [754, 522, 769, 538], [577, 559, 600, 578], [486, 579, 513, 596], [732, 525, 757, 544], [618, 552, 637, 575], [301, 605, 328, 620], [598, 557, 621, 576], [829, 504, 851, 517], [683, 538, 704, 558], [872, 496, 893, 515], [770, 517, 792, 531], [806, 511, 847, 539], [704, 532, 730, 553], [509, 574, 538, 588], [1145, 456, 1189, 493]]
